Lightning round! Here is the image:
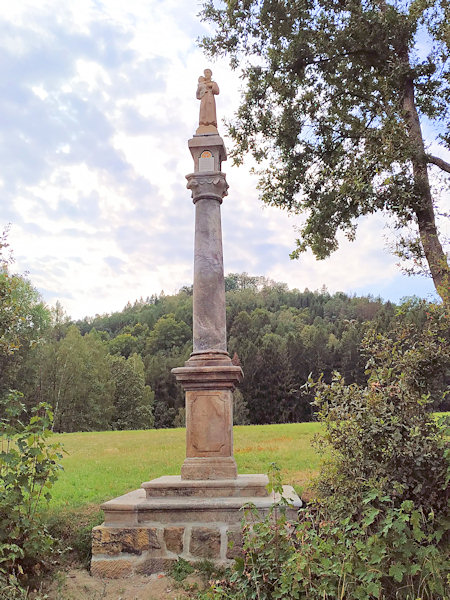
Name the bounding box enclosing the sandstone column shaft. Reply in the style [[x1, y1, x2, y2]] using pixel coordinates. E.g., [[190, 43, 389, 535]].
[[193, 196, 226, 353]]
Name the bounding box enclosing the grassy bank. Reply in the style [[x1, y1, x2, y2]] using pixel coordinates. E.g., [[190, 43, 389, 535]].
[[48, 422, 322, 511]]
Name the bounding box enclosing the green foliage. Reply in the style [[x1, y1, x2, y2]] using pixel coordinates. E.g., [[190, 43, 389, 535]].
[[207, 307, 449, 599], [364, 300, 450, 410], [0, 391, 64, 578], [169, 557, 195, 582], [232, 388, 249, 425], [108, 332, 138, 358], [12, 272, 433, 431], [46, 507, 104, 569], [0, 232, 51, 397], [200, 0, 450, 299], [204, 464, 299, 600], [313, 305, 449, 516], [33, 325, 115, 433], [109, 353, 154, 430], [208, 471, 449, 600], [0, 574, 29, 599], [146, 313, 191, 355]]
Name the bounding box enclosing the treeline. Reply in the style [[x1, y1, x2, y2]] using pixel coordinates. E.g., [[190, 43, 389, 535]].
[[1, 269, 448, 433]]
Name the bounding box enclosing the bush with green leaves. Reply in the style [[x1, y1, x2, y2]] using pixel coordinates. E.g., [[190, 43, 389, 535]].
[[207, 307, 449, 599], [313, 304, 449, 517], [207, 486, 448, 599], [205, 464, 299, 600], [0, 391, 64, 580]]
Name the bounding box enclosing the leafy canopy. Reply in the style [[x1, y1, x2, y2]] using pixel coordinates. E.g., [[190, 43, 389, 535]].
[[200, 0, 449, 297]]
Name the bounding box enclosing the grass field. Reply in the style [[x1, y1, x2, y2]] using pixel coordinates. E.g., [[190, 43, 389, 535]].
[[48, 422, 323, 511]]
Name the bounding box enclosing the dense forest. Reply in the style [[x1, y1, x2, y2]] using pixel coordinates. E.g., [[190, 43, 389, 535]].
[[2, 259, 448, 433]]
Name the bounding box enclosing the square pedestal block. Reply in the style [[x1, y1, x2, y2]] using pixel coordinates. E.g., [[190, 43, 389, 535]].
[[91, 477, 302, 578]]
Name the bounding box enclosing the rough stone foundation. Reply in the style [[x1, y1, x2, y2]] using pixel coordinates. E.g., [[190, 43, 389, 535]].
[[91, 478, 301, 578]]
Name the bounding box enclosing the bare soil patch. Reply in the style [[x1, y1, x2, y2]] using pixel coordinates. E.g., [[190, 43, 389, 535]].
[[44, 568, 206, 600]]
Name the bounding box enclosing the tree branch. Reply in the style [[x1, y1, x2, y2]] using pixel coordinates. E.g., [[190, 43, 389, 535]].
[[426, 154, 450, 174]]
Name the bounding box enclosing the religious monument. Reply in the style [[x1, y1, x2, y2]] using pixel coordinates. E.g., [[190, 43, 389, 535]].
[[91, 70, 301, 578]]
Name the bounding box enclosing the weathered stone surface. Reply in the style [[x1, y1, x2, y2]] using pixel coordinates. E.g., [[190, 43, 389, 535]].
[[226, 530, 243, 560], [121, 528, 160, 554], [186, 172, 228, 206], [191, 189, 227, 352], [90, 108, 305, 579], [188, 134, 227, 172], [92, 527, 121, 556], [172, 364, 243, 391], [143, 474, 269, 498], [181, 456, 237, 480], [102, 486, 301, 526], [189, 527, 221, 558], [135, 558, 176, 575], [164, 527, 184, 554], [184, 390, 234, 465], [91, 526, 160, 556], [90, 559, 133, 579]]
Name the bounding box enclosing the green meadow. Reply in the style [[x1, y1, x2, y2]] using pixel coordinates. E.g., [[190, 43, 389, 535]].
[[48, 422, 323, 511]]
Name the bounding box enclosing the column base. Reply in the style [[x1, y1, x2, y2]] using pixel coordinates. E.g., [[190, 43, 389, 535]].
[[186, 350, 232, 367], [181, 457, 237, 480], [91, 479, 302, 578]]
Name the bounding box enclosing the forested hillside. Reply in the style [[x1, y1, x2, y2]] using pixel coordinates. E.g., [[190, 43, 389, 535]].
[[1, 267, 448, 432]]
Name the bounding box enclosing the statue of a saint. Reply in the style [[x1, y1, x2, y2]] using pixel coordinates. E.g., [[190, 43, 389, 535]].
[[196, 69, 219, 134]]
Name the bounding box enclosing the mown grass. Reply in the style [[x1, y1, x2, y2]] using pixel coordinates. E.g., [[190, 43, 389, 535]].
[[48, 422, 323, 512]]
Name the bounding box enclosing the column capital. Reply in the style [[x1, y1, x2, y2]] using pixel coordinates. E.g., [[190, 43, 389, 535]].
[[186, 172, 229, 204]]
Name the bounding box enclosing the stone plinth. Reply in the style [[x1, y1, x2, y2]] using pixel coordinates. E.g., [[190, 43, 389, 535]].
[[91, 483, 302, 578], [172, 363, 242, 480]]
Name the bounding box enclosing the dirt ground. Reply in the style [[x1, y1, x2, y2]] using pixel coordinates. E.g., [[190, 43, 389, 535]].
[[43, 569, 207, 600]]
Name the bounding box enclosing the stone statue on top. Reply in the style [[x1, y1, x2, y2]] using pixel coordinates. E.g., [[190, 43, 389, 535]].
[[196, 69, 219, 134]]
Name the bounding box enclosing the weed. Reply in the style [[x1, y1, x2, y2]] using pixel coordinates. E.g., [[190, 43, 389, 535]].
[[169, 557, 195, 582]]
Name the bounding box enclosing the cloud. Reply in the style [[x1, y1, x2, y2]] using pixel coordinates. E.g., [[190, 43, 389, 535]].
[[104, 256, 125, 273], [2, 0, 446, 320]]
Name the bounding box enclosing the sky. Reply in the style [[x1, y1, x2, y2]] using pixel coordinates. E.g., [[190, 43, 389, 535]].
[[1, 0, 448, 320]]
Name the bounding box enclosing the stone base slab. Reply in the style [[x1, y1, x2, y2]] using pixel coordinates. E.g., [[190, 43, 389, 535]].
[[142, 474, 269, 498], [181, 456, 238, 480], [92, 484, 302, 578]]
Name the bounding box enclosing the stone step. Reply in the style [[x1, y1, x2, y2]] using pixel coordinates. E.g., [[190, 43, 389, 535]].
[[141, 474, 269, 498], [101, 485, 302, 526]]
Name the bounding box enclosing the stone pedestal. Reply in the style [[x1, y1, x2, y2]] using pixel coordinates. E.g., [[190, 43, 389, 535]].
[[172, 362, 242, 480], [91, 121, 303, 579], [91, 478, 302, 578]]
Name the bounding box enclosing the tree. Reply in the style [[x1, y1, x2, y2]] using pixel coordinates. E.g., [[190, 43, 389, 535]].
[[0, 231, 50, 398], [108, 332, 138, 358], [36, 326, 114, 432], [201, 0, 450, 303], [233, 388, 250, 425], [145, 314, 191, 355], [109, 353, 154, 430]]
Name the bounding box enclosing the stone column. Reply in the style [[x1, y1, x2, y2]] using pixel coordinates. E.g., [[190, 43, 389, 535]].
[[172, 134, 243, 480]]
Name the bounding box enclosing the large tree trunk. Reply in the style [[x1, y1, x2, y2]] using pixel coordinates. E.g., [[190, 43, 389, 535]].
[[402, 74, 449, 305]]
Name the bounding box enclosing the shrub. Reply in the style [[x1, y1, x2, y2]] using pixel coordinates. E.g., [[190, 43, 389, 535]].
[[0, 391, 64, 580], [207, 306, 449, 599], [205, 465, 299, 600], [313, 304, 449, 517]]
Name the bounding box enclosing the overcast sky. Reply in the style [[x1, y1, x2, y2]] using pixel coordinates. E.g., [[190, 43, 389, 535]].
[[1, 0, 448, 320]]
